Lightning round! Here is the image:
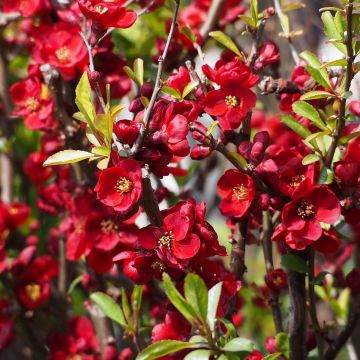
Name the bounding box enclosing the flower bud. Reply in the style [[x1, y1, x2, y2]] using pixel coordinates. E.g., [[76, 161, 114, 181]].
[[129, 98, 144, 113], [265, 268, 288, 291], [140, 82, 154, 98]]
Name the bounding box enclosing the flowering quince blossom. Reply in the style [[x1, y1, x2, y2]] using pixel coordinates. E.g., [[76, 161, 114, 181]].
[[78, 0, 137, 29], [29, 23, 88, 80], [275, 182, 341, 250], [10, 76, 56, 131], [217, 169, 256, 218], [94, 158, 142, 214]]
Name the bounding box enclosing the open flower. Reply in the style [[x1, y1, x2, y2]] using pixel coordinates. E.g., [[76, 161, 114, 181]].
[[217, 169, 256, 218], [78, 0, 137, 29], [94, 159, 142, 214], [282, 184, 341, 248], [202, 85, 256, 130]]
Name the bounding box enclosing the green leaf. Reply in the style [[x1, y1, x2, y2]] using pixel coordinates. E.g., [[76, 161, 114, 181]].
[[250, 0, 258, 23], [162, 273, 197, 325], [263, 354, 282, 360], [182, 82, 198, 98], [279, 14, 290, 37], [339, 131, 360, 144], [67, 274, 83, 295], [136, 340, 198, 360], [161, 86, 182, 99], [300, 91, 335, 101], [184, 273, 208, 323], [219, 318, 237, 339], [209, 31, 243, 60], [305, 66, 332, 90], [283, 3, 305, 13], [131, 285, 144, 313], [275, 332, 290, 359], [90, 292, 127, 328], [320, 58, 347, 68], [124, 66, 140, 86], [302, 153, 320, 165], [75, 72, 96, 132], [184, 350, 211, 360], [121, 288, 131, 324], [279, 115, 312, 139], [207, 282, 223, 332], [227, 152, 248, 169], [94, 113, 113, 146], [91, 146, 111, 157], [72, 111, 87, 122], [292, 101, 328, 131], [239, 15, 256, 28], [281, 254, 311, 274], [318, 167, 334, 184], [180, 25, 197, 44], [222, 338, 254, 352], [206, 120, 219, 136], [43, 150, 95, 166], [321, 11, 347, 54], [134, 58, 144, 86]]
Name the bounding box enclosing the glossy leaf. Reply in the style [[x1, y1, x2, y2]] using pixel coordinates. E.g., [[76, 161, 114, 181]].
[[209, 31, 243, 59], [222, 337, 254, 352], [131, 285, 143, 313], [136, 340, 198, 360], [184, 273, 208, 323], [279, 115, 312, 139], [184, 350, 211, 360], [207, 282, 223, 332], [292, 101, 328, 131], [302, 153, 320, 165], [134, 58, 144, 86], [281, 254, 311, 274], [90, 292, 127, 328], [43, 150, 95, 166], [275, 332, 289, 359], [300, 91, 334, 101]]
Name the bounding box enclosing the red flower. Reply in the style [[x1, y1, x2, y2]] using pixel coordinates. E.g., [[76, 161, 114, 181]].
[[3, 0, 45, 17], [30, 23, 88, 80], [140, 210, 201, 260], [265, 268, 287, 291], [217, 170, 256, 219], [10, 77, 56, 131], [254, 40, 280, 71], [282, 184, 341, 249], [94, 159, 142, 214], [78, 0, 137, 29], [23, 151, 54, 183], [202, 84, 256, 130]]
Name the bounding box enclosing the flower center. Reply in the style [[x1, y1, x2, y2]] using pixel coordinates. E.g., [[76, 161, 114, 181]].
[[115, 177, 133, 193], [100, 219, 118, 235], [290, 175, 305, 189], [25, 283, 41, 302], [151, 260, 166, 272], [297, 199, 316, 219], [55, 46, 71, 64], [25, 97, 40, 112], [74, 217, 85, 233], [158, 231, 174, 248], [94, 4, 108, 14], [225, 95, 240, 108], [232, 184, 248, 200]]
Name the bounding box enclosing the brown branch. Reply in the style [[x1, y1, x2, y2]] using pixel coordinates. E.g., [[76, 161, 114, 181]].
[[325, 0, 355, 168], [0, 38, 14, 204], [258, 76, 302, 95], [325, 307, 360, 360], [288, 249, 307, 360], [199, 0, 225, 40], [308, 249, 325, 359], [261, 210, 283, 333], [230, 220, 247, 280], [132, 0, 181, 154]]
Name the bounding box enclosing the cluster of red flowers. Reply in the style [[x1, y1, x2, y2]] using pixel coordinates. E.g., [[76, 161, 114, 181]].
[[1, 0, 360, 358]]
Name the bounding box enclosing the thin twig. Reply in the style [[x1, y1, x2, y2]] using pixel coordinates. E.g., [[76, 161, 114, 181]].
[[132, 0, 181, 154], [325, 0, 354, 168], [273, 0, 300, 65], [199, 0, 225, 40]]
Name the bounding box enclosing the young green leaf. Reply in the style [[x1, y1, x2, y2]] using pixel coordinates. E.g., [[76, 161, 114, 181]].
[[184, 350, 211, 360], [318, 167, 334, 184], [239, 15, 256, 28], [275, 332, 290, 359], [281, 254, 311, 274], [250, 0, 258, 23], [207, 282, 222, 333], [279, 115, 312, 139], [209, 31, 243, 59], [121, 288, 132, 324], [124, 66, 140, 86], [222, 338, 254, 352], [90, 292, 127, 328], [263, 354, 282, 360], [320, 58, 347, 68], [131, 285, 143, 313], [182, 82, 198, 98], [300, 91, 334, 101], [162, 273, 198, 324], [321, 11, 347, 54], [136, 340, 198, 360], [134, 58, 144, 86], [184, 273, 208, 323], [43, 150, 95, 166], [292, 101, 328, 131], [161, 86, 182, 99], [302, 153, 320, 165]]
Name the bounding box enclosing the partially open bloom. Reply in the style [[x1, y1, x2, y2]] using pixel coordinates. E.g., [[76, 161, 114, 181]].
[[78, 0, 137, 28], [217, 170, 256, 218], [94, 159, 142, 214]]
